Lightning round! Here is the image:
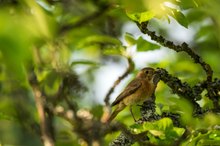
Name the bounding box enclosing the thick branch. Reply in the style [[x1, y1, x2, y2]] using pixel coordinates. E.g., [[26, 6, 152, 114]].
[[155, 68, 219, 113], [136, 21, 213, 82], [205, 78, 220, 111], [109, 122, 149, 146], [136, 22, 220, 111], [156, 68, 203, 115]]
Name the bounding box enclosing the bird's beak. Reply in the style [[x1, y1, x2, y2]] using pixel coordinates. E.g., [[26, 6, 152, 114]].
[[153, 71, 160, 85]]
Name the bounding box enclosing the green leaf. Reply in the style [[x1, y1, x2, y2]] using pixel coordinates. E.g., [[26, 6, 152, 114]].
[[173, 127, 185, 137], [130, 123, 144, 134], [0, 112, 14, 121], [130, 118, 186, 145], [136, 37, 160, 51], [102, 46, 125, 55], [126, 11, 155, 23], [177, 0, 200, 9], [36, 0, 54, 14], [169, 98, 193, 125], [131, 118, 173, 134], [41, 70, 61, 95], [120, 0, 145, 13], [195, 25, 215, 42], [124, 32, 136, 46], [0, 12, 34, 83], [182, 130, 220, 146], [71, 60, 100, 66], [149, 130, 165, 139], [157, 118, 173, 131], [166, 7, 189, 28], [77, 35, 122, 48]]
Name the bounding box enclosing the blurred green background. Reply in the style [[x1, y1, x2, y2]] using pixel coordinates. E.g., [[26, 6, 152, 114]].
[[0, 0, 220, 145]]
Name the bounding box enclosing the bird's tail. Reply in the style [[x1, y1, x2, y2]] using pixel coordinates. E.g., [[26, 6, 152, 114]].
[[106, 104, 125, 123]]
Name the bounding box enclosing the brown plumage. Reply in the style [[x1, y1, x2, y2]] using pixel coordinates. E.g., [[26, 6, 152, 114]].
[[107, 67, 159, 123]]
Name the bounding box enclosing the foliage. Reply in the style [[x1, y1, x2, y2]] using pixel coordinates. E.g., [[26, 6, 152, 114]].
[[130, 118, 185, 145], [0, 0, 220, 146]]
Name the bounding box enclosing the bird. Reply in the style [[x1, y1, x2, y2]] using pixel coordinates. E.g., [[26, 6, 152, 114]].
[[107, 67, 159, 123]]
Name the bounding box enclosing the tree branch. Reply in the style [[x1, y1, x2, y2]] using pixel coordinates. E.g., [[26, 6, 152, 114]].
[[135, 21, 220, 110], [29, 72, 55, 146], [136, 21, 213, 82], [109, 122, 149, 146], [104, 57, 134, 106], [156, 68, 203, 114], [59, 3, 111, 34]]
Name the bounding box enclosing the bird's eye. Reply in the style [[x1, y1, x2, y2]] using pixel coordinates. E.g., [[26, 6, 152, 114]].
[[145, 70, 149, 74]]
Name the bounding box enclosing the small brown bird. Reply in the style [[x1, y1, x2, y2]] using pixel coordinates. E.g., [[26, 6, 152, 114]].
[[107, 67, 159, 123]]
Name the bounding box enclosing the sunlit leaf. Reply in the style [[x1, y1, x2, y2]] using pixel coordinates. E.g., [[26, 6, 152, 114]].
[[130, 117, 185, 145], [157, 118, 173, 130], [126, 11, 155, 23], [182, 130, 220, 146], [130, 123, 143, 134], [102, 46, 125, 55], [36, 0, 55, 14], [173, 127, 185, 137], [149, 130, 165, 138], [24, 0, 52, 38]]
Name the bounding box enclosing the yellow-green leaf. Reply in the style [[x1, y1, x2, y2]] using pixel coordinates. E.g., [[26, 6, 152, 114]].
[[126, 11, 155, 23], [124, 32, 136, 46], [137, 37, 160, 51]]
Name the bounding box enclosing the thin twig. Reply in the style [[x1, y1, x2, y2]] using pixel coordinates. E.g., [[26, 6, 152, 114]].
[[29, 72, 55, 146], [59, 4, 111, 34], [104, 57, 134, 106]]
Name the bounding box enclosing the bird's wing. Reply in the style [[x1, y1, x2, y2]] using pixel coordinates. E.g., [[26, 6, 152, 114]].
[[111, 79, 142, 106]]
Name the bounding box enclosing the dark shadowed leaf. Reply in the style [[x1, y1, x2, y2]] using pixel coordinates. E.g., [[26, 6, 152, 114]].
[[166, 7, 189, 28], [176, 0, 199, 9], [71, 60, 100, 66]]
